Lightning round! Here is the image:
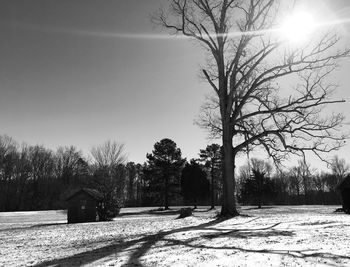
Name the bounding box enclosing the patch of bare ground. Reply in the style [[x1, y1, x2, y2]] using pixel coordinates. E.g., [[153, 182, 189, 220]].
[[0, 206, 349, 266]]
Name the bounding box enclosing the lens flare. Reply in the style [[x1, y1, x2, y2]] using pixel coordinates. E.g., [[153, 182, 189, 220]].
[[280, 11, 317, 44]]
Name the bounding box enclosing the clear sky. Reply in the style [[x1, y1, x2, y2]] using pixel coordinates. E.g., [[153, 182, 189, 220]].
[[1, 0, 350, 170]]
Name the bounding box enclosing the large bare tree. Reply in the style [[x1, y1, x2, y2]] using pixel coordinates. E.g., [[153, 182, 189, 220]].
[[156, 0, 349, 216]]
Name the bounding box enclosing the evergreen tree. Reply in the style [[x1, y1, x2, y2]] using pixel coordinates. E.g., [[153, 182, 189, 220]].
[[146, 138, 185, 209], [199, 144, 222, 209], [181, 160, 210, 209]]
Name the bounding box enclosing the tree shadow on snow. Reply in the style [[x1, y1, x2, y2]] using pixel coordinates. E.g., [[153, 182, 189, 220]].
[[117, 207, 218, 218], [116, 208, 182, 217], [0, 222, 66, 232], [243, 206, 275, 210], [202, 222, 293, 239], [33, 216, 350, 267], [124, 219, 350, 266], [32, 217, 227, 267]]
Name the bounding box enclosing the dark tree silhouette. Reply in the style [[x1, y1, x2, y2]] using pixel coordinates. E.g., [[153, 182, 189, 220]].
[[1, 132, 348, 211], [56, 146, 86, 185], [327, 156, 349, 194], [241, 160, 275, 208], [0, 136, 19, 211], [156, 0, 349, 217], [146, 138, 186, 209], [27, 145, 56, 209], [135, 163, 146, 206], [181, 160, 210, 209], [199, 144, 222, 209], [90, 140, 128, 220], [90, 140, 127, 168], [92, 164, 125, 221], [126, 162, 137, 206]]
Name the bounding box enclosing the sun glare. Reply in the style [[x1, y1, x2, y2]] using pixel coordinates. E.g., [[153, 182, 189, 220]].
[[280, 11, 316, 44]]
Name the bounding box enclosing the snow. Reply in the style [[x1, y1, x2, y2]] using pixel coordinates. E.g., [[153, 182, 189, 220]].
[[0, 206, 350, 266]]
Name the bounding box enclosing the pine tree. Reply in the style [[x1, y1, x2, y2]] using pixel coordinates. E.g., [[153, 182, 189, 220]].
[[146, 138, 185, 209]]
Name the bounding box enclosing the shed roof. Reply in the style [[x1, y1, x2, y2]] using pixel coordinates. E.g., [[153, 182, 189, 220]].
[[66, 188, 103, 201]]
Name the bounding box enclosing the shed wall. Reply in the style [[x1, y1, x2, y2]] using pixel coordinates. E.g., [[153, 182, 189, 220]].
[[67, 192, 98, 223]]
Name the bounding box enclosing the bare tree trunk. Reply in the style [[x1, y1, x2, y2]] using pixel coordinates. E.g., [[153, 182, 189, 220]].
[[220, 125, 239, 217], [210, 165, 215, 210]]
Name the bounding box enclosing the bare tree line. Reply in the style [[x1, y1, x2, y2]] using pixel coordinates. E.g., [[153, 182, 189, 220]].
[[237, 156, 349, 206], [0, 133, 347, 212], [0, 135, 142, 212]]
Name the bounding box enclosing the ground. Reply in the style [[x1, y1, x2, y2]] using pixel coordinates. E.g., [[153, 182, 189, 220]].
[[1, 206, 350, 267]]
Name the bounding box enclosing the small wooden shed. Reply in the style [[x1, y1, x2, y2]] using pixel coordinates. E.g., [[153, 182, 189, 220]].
[[339, 176, 350, 214], [66, 188, 103, 223]]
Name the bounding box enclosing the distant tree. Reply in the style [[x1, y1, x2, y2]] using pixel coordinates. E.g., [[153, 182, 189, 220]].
[[241, 158, 275, 208], [330, 156, 349, 178], [251, 159, 273, 178], [91, 140, 127, 168], [55, 146, 85, 185], [0, 135, 19, 211], [298, 160, 313, 204], [237, 163, 251, 203], [288, 166, 303, 204], [13, 145, 32, 210], [287, 160, 313, 204], [326, 156, 349, 192], [181, 160, 210, 209], [54, 146, 90, 209], [199, 143, 222, 209], [146, 138, 186, 209], [126, 162, 137, 206], [253, 169, 265, 209], [238, 164, 251, 184], [236, 162, 251, 205], [93, 165, 125, 221], [271, 171, 290, 205], [90, 140, 128, 220], [312, 172, 328, 204], [135, 163, 146, 206], [25, 145, 57, 209]]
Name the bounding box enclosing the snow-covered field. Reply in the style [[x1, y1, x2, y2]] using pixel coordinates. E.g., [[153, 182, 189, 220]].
[[1, 206, 350, 267]]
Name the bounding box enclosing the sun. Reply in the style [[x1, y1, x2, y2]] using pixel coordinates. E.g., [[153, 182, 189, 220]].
[[280, 11, 316, 44]]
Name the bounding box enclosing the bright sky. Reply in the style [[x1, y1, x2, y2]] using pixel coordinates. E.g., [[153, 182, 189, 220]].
[[1, 0, 350, 170]]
